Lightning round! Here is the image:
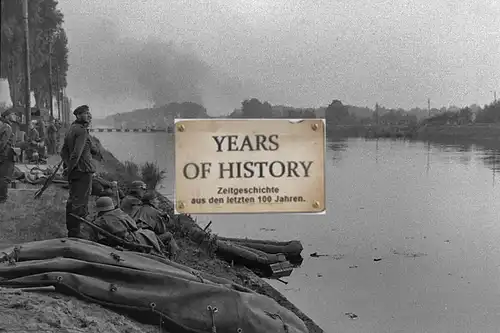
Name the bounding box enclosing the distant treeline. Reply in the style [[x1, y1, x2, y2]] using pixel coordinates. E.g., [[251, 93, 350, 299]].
[[91, 98, 500, 129]]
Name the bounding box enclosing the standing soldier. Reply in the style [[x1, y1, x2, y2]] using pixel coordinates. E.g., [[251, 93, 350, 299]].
[[60, 105, 100, 238], [0, 110, 17, 203], [21, 120, 41, 162], [54, 119, 61, 153], [36, 118, 47, 159], [46, 117, 58, 155]]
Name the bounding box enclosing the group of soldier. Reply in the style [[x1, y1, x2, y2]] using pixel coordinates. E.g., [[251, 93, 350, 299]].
[[0, 109, 60, 202], [0, 105, 178, 258]]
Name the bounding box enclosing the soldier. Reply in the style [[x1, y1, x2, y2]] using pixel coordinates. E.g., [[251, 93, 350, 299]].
[[91, 174, 125, 199], [133, 191, 179, 259], [133, 191, 169, 234], [92, 196, 164, 255], [20, 120, 41, 162], [46, 117, 58, 155], [120, 180, 147, 216], [60, 105, 100, 238], [36, 117, 46, 143], [0, 110, 18, 203]]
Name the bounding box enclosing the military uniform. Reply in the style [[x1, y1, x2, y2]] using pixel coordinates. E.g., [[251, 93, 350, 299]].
[[21, 126, 40, 161], [60, 119, 97, 237], [0, 117, 15, 203], [93, 197, 163, 254], [91, 174, 125, 198], [120, 180, 147, 216], [46, 121, 58, 155]]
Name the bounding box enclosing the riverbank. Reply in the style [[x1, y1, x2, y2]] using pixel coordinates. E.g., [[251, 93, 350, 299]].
[[415, 124, 500, 149], [0, 138, 323, 333], [328, 124, 500, 149]]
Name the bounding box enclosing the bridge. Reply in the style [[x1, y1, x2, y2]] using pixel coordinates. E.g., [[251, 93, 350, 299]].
[[89, 128, 173, 133]]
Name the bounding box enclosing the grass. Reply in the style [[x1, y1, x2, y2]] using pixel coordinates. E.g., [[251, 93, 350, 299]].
[[0, 187, 67, 245]]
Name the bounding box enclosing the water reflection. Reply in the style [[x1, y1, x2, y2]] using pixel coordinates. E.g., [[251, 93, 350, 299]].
[[407, 139, 500, 185], [327, 138, 348, 163], [95, 132, 500, 331], [479, 149, 500, 174]]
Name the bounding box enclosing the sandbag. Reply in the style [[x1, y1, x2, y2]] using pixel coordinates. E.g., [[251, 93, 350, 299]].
[[0, 238, 307, 333]]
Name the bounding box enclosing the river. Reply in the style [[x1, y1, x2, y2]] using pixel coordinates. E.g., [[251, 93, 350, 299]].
[[93, 131, 500, 333]]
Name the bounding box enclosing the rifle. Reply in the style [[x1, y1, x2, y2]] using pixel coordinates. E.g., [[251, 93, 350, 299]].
[[69, 213, 153, 252], [34, 159, 64, 199]]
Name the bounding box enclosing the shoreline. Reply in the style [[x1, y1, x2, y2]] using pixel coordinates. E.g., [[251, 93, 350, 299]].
[[328, 124, 500, 150], [96, 138, 325, 332]]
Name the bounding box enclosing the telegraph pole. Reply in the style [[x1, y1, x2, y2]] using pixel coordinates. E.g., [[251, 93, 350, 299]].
[[427, 98, 431, 117], [22, 0, 31, 126], [48, 34, 54, 119], [55, 67, 61, 121]]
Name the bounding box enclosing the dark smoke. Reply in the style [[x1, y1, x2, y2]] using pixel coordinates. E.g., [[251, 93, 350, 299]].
[[68, 17, 257, 113]]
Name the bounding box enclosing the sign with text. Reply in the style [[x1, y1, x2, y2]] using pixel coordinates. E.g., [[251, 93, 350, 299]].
[[174, 119, 325, 214]]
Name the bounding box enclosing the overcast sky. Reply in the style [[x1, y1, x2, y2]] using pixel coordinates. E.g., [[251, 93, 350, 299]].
[[2, 0, 500, 117]]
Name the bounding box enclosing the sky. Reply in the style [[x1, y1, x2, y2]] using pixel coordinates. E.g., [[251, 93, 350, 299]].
[[1, 0, 499, 118]]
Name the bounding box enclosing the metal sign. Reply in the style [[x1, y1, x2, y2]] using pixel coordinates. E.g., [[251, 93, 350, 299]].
[[175, 119, 325, 214]]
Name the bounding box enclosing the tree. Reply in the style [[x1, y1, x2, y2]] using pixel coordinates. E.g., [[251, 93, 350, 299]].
[[325, 100, 349, 125], [0, 0, 66, 107], [476, 102, 500, 123], [31, 28, 68, 108], [241, 98, 272, 118]]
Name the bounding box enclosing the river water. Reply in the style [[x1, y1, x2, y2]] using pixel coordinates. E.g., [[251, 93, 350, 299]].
[[93, 132, 500, 333]]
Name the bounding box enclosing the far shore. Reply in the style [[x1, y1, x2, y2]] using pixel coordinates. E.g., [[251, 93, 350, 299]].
[[328, 124, 500, 150]]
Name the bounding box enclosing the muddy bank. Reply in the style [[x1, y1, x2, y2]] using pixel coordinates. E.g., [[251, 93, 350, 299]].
[[102, 139, 324, 333]]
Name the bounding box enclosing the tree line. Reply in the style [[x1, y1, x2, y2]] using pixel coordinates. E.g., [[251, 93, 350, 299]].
[[0, 0, 68, 110], [228, 98, 500, 126]]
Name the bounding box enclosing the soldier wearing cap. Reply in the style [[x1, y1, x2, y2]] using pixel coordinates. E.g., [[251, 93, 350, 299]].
[[0, 110, 18, 203], [60, 105, 101, 238], [120, 180, 147, 216]]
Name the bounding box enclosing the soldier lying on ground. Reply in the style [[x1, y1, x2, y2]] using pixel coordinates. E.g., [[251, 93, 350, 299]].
[[91, 196, 179, 259], [132, 191, 170, 234], [132, 191, 179, 256]]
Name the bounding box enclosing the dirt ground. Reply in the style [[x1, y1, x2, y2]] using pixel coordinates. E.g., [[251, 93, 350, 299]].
[[0, 287, 160, 333]]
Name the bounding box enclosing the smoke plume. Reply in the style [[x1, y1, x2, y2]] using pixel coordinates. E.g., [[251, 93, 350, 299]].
[[67, 17, 257, 115]]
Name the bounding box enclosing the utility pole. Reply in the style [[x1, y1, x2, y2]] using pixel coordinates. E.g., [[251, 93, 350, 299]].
[[22, 0, 31, 127], [55, 67, 61, 121], [375, 102, 379, 125], [48, 34, 54, 119], [427, 98, 431, 117]]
